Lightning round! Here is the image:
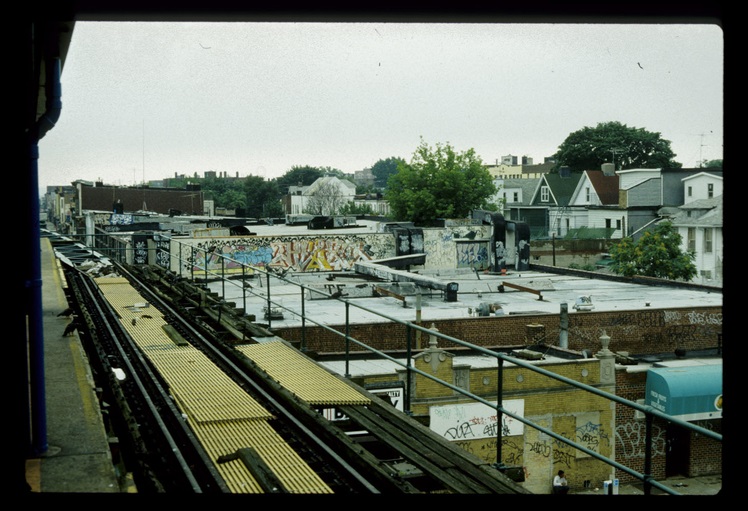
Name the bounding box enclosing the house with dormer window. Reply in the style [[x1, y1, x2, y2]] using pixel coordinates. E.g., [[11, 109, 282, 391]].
[[568, 165, 622, 238], [524, 166, 583, 238], [491, 177, 540, 222], [682, 172, 723, 202]]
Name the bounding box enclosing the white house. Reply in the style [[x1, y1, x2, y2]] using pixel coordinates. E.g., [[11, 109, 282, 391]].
[[670, 190, 724, 287], [569, 166, 624, 238], [682, 172, 723, 204], [285, 176, 357, 216]]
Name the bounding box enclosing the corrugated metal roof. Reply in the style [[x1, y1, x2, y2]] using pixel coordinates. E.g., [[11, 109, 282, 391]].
[[94, 276, 334, 494], [237, 341, 371, 406]]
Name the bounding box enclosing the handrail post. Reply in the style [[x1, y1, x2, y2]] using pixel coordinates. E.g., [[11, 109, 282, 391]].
[[300, 285, 306, 352], [344, 301, 350, 378], [266, 271, 272, 329], [405, 324, 412, 415], [190, 245, 195, 282], [496, 356, 504, 466], [221, 255, 225, 300], [204, 248, 209, 285], [643, 413, 654, 495]]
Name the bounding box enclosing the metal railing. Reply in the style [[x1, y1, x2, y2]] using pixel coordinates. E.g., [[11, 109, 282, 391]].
[[86, 230, 722, 495]]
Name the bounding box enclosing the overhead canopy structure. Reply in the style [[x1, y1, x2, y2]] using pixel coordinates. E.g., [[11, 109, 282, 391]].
[[645, 364, 722, 421]]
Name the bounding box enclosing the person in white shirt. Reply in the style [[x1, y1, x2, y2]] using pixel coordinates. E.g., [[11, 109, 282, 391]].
[[553, 470, 569, 494]]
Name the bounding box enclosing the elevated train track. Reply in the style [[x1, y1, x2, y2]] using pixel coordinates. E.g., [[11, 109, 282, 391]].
[[60, 257, 529, 495]]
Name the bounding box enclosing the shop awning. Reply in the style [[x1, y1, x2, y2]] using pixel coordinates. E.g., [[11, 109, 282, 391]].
[[645, 364, 722, 421]]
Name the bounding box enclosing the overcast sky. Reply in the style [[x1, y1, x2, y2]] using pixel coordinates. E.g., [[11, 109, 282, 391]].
[[38, 21, 723, 192]]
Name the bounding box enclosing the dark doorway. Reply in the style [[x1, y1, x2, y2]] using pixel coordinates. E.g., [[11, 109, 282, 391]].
[[665, 424, 691, 477]]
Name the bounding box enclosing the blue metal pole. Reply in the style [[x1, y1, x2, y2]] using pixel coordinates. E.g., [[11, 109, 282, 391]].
[[27, 142, 47, 456], [26, 56, 61, 457]]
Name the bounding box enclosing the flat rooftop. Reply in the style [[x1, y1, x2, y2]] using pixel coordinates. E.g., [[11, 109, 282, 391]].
[[206, 267, 723, 330]]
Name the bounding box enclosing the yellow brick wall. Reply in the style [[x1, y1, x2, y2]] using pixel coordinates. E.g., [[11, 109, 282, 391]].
[[357, 350, 615, 494]]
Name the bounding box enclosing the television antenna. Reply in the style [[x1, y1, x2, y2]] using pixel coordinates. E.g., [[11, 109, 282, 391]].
[[610, 148, 625, 170], [698, 131, 712, 167]]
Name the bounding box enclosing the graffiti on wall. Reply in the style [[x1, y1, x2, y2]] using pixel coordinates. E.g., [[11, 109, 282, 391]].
[[567, 308, 722, 349], [575, 415, 612, 457], [132, 233, 149, 264], [456, 241, 490, 269], [154, 235, 170, 269], [615, 421, 666, 459], [430, 400, 524, 440], [182, 234, 392, 274], [525, 430, 577, 470]]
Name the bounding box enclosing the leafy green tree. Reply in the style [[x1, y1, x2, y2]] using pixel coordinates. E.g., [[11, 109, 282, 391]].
[[386, 139, 496, 226], [243, 175, 281, 218], [275, 166, 324, 194], [371, 157, 406, 189], [609, 221, 696, 281], [338, 201, 376, 216], [700, 159, 723, 169], [222, 189, 247, 209], [554, 121, 681, 172]]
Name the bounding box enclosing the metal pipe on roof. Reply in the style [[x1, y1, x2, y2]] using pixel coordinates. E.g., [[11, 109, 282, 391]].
[[354, 260, 459, 302]]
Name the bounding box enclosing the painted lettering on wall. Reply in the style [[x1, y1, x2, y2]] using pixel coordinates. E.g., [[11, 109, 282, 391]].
[[430, 399, 524, 440], [575, 417, 612, 457]]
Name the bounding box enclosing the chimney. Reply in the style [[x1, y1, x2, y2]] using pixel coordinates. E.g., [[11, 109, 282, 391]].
[[601, 163, 615, 176]]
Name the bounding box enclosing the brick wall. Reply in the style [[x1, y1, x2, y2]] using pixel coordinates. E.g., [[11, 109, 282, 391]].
[[274, 305, 723, 357], [385, 349, 615, 494], [614, 368, 722, 483]]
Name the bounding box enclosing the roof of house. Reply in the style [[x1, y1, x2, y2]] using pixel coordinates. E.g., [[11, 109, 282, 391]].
[[496, 178, 540, 206], [532, 171, 583, 207], [670, 195, 723, 228], [585, 170, 619, 205]]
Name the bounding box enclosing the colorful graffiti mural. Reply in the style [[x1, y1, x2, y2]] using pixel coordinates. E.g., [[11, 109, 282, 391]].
[[182, 235, 391, 275]]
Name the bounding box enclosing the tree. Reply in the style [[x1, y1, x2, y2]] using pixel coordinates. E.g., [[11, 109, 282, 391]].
[[608, 221, 697, 281], [371, 157, 406, 189], [243, 175, 281, 218], [700, 159, 723, 169], [274, 166, 324, 194], [304, 179, 349, 216], [554, 121, 681, 172], [386, 139, 496, 226], [339, 201, 376, 216]]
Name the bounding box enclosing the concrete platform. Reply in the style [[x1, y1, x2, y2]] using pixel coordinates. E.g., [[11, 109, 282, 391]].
[[23, 237, 126, 494]]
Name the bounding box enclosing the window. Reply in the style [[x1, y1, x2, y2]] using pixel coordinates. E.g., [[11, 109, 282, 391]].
[[513, 192, 518, 202], [704, 228, 713, 253], [615, 219, 621, 230], [585, 187, 590, 202], [605, 218, 611, 229], [687, 227, 696, 252], [708, 183, 714, 198], [540, 186, 549, 202], [687, 186, 692, 197]]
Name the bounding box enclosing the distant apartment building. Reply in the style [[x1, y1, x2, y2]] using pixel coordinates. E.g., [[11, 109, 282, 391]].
[[486, 155, 555, 179]]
